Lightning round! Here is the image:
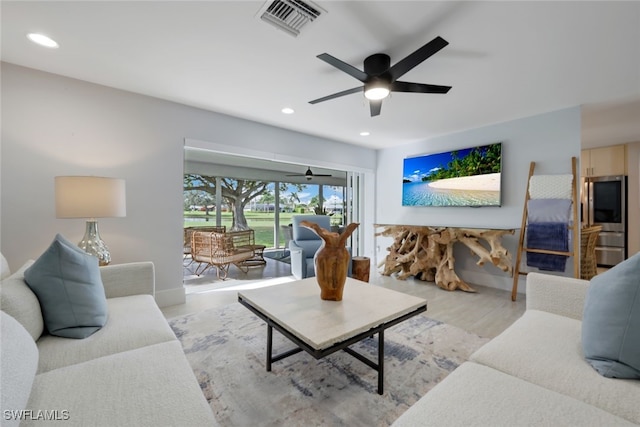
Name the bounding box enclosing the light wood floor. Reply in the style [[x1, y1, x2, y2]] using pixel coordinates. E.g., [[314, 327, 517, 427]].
[[162, 257, 526, 339]]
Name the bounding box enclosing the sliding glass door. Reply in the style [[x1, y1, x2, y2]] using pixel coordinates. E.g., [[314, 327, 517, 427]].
[[346, 171, 365, 256], [184, 175, 351, 251]]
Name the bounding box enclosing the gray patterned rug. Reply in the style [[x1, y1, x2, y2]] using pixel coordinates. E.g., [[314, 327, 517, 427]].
[[169, 302, 489, 426]]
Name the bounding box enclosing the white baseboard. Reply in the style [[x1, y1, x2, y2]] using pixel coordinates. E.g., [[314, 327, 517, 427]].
[[155, 286, 186, 308]]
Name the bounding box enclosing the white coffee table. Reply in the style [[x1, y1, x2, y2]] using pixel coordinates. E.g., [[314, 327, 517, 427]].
[[238, 277, 427, 394]]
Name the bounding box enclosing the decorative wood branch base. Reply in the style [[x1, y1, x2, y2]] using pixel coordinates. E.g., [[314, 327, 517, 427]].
[[376, 225, 514, 292]]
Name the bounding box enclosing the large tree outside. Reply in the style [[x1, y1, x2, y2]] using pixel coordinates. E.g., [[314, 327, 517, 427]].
[[185, 174, 340, 248], [184, 175, 278, 230]]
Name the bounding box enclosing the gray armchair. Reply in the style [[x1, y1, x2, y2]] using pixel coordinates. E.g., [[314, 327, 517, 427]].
[[289, 215, 352, 280]]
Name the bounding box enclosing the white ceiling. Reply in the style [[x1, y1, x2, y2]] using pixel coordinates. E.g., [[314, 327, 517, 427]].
[[2, 1, 639, 150], [184, 147, 347, 185]]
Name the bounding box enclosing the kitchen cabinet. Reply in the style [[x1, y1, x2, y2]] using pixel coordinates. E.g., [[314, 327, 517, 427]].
[[581, 144, 626, 177]]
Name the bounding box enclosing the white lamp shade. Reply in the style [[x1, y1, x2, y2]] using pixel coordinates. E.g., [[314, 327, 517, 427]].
[[55, 176, 126, 218]]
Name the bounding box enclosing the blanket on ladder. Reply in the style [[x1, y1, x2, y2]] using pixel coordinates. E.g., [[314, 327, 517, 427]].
[[526, 222, 569, 271]]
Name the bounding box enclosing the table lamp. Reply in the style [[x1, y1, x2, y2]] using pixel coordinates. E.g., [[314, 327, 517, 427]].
[[55, 176, 126, 266]]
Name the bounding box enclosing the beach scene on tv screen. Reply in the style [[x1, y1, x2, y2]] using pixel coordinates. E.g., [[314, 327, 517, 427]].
[[402, 143, 502, 207]]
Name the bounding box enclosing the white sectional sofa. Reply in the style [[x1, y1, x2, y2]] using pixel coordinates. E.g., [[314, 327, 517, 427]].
[[393, 272, 640, 426], [1, 260, 217, 427]]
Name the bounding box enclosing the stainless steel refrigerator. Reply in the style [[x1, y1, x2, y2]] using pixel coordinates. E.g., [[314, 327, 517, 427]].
[[581, 175, 627, 266]]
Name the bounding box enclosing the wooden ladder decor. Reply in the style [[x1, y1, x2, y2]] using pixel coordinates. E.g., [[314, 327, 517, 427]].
[[511, 157, 579, 301]]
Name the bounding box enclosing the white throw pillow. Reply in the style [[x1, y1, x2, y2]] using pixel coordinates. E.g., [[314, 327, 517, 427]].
[[0, 312, 39, 427], [0, 252, 10, 280], [0, 260, 44, 341]]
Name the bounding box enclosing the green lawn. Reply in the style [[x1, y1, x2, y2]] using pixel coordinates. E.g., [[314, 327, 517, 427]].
[[184, 211, 343, 248], [184, 211, 293, 248]]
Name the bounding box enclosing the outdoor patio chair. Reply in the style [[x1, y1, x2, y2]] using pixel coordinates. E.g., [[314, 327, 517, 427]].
[[184, 226, 226, 270], [191, 229, 255, 279]]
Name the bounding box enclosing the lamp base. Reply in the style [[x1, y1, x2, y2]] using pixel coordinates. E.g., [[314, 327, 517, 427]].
[[78, 220, 111, 266]]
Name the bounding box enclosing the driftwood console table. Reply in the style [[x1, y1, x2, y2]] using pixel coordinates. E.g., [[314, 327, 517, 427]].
[[375, 224, 515, 292]]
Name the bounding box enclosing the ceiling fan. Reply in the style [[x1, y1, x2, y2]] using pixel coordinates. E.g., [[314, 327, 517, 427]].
[[309, 36, 452, 117], [286, 167, 332, 181]]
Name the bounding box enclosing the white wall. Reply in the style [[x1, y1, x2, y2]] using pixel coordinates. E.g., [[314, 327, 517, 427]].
[[1, 63, 377, 306], [375, 107, 581, 293]]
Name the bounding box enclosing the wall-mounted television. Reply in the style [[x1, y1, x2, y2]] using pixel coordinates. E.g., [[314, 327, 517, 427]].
[[402, 142, 502, 207]]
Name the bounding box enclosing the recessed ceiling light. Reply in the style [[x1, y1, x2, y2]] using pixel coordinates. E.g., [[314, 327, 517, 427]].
[[360, 131, 370, 136], [27, 33, 59, 48], [281, 107, 295, 114]]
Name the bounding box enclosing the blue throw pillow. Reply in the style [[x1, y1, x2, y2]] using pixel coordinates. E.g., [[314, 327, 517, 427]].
[[582, 252, 640, 379], [24, 234, 108, 339]]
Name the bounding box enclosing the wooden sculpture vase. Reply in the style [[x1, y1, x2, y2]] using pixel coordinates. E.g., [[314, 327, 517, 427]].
[[300, 221, 360, 301]]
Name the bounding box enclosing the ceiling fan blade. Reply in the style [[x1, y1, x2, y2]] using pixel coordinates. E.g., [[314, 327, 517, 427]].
[[317, 53, 368, 82], [391, 81, 451, 94], [313, 174, 332, 177], [309, 86, 363, 104], [370, 100, 382, 117], [388, 36, 449, 81]]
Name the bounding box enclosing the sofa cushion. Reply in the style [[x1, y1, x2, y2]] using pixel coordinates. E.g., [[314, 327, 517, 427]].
[[0, 252, 10, 280], [25, 341, 217, 427], [24, 234, 108, 339], [36, 294, 177, 373], [582, 252, 640, 379], [0, 312, 39, 427], [470, 310, 640, 424], [525, 272, 589, 321], [392, 362, 636, 427], [99, 262, 155, 298], [0, 260, 44, 341]]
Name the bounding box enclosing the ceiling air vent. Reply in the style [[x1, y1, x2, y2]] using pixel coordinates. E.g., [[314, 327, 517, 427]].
[[257, 0, 325, 37]]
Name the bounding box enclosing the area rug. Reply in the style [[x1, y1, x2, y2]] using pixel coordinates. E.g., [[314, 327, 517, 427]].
[[169, 302, 489, 427]]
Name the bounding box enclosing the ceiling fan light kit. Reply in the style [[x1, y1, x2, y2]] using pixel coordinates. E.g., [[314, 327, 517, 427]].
[[310, 36, 452, 116], [364, 84, 390, 101]]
